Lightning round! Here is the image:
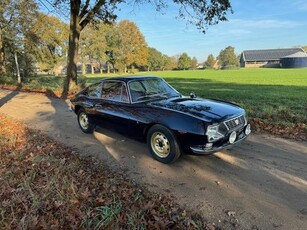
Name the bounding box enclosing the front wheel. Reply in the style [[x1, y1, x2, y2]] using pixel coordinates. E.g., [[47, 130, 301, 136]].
[[146, 125, 181, 164], [77, 108, 94, 133]]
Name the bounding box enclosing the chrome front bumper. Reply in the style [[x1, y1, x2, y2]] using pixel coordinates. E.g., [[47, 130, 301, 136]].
[[190, 134, 249, 155]]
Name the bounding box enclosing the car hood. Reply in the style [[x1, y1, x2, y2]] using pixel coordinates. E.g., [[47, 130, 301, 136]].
[[149, 97, 245, 122]]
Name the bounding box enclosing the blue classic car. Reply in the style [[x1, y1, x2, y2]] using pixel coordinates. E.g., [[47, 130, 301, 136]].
[[70, 76, 251, 163]]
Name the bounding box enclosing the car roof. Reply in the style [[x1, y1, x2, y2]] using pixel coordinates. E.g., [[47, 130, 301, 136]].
[[99, 75, 161, 83]]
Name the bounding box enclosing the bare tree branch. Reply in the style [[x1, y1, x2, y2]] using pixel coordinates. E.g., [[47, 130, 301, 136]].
[[79, 0, 90, 20]]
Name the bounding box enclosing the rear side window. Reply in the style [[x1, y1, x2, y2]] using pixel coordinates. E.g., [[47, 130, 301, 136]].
[[87, 83, 102, 98], [101, 81, 129, 103]]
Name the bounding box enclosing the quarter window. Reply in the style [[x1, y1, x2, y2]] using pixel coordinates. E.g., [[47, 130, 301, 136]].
[[87, 83, 102, 98], [101, 81, 129, 103]]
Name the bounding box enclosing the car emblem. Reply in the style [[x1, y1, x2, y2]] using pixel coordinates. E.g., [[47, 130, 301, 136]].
[[235, 119, 239, 125]]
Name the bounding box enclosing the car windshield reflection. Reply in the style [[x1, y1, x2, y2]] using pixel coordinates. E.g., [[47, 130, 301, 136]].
[[128, 78, 181, 102]]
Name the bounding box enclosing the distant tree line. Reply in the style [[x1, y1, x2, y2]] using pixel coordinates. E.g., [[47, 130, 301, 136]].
[[0, 1, 202, 80], [1, 0, 235, 94], [80, 21, 200, 73], [1, 0, 268, 87], [0, 0, 242, 83], [204, 46, 240, 69]]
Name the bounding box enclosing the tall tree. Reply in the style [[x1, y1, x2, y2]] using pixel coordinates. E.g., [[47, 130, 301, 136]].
[[20, 1, 39, 79], [0, 0, 14, 75], [178, 52, 192, 70], [52, 0, 119, 95], [205, 54, 215, 68], [80, 22, 110, 74], [191, 57, 198, 69], [51, 0, 232, 95], [105, 25, 121, 72], [0, 0, 38, 79], [147, 47, 163, 71], [117, 20, 148, 72], [161, 55, 176, 71], [29, 13, 68, 73], [218, 46, 238, 68], [1, 1, 9, 74]]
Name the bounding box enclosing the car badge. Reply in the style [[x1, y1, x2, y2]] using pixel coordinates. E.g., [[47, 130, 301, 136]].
[[235, 119, 239, 125]]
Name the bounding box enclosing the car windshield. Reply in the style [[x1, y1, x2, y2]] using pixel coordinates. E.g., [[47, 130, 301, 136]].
[[128, 78, 181, 102]]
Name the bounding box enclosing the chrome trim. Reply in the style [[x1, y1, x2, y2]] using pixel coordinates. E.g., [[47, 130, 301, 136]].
[[190, 134, 249, 154], [223, 114, 246, 131]]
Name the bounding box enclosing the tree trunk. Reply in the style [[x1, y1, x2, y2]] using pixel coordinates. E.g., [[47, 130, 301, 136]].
[[0, 28, 6, 75], [107, 62, 110, 73], [110, 62, 115, 73], [14, 52, 21, 83], [63, 0, 81, 97], [82, 62, 86, 74]]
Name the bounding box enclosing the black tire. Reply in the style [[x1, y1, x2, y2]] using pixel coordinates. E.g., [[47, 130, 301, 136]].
[[77, 108, 94, 134], [146, 124, 181, 164]]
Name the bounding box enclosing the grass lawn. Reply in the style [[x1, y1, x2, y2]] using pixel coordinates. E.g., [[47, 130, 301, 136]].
[[84, 68, 307, 137], [1, 68, 306, 139], [153, 69, 307, 127]]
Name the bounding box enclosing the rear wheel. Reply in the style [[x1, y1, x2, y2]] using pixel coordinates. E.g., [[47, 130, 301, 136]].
[[146, 124, 181, 164], [77, 108, 94, 133]]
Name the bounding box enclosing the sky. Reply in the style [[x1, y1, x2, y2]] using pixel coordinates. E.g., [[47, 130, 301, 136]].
[[114, 0, 307, 62]]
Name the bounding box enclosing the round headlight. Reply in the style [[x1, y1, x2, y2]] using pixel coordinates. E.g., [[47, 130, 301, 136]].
[[245, 124, 251, 135], [206, 124, 224, 142], [229, 131, 237, 144]]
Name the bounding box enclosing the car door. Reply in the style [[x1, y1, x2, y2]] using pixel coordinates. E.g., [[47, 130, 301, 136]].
[[94, 80, 135, 135], [81, 82, 103, 119]]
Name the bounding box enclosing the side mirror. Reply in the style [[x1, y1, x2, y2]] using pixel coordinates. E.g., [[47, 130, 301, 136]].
[[190, 92, 196, 99]]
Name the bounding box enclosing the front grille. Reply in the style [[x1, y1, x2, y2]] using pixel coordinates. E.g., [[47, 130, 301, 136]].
[[224, 115, 246, 130]]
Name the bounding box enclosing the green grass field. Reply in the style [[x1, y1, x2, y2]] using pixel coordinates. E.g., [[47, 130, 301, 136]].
[[84, 68, 307, 128], [2, 68, 307, 137], [152, 69, 307, 127]]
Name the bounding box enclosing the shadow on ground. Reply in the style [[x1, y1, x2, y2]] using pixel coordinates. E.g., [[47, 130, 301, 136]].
[[0, 88, 306, 229]]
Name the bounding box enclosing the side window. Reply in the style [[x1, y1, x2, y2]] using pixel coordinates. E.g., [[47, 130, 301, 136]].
[[87, 83, 102, 98], [101, 81, 129, 103], [129, 81, 145, 102]]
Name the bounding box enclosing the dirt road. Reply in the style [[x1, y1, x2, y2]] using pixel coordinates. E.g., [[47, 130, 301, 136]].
[[1, 88, 307, 229]]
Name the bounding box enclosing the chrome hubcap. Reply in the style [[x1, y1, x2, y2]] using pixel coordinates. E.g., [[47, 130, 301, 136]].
[[79, 112, 89, 130], [151, 132, 170, 158]]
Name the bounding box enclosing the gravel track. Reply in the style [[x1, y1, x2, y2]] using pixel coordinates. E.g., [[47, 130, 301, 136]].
[[1, 88, 307, 229]]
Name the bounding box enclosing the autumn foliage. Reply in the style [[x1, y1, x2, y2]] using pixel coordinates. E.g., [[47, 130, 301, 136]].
[[0, 114, 214, 229]]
